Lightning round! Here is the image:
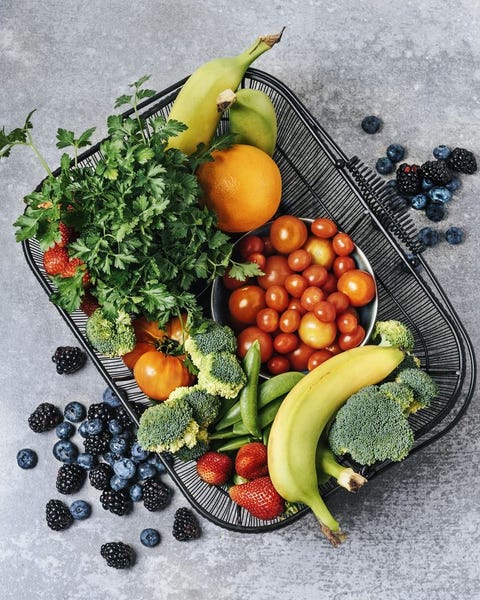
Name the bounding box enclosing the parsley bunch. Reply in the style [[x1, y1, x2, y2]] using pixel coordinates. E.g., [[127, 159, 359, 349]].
[[2, 76, 260, 325]]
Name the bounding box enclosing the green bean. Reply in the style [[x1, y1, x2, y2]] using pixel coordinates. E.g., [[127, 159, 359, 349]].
[[239, 340, 262, 438]]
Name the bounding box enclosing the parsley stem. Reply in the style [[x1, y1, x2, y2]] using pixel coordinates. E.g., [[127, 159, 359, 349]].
[[26, 129, 53, 176]]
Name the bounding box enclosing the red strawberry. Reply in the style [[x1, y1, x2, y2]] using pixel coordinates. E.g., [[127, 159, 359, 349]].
[[79, 290, 99, 316], [60, 258, 90, 286], [228, 476, 285, 520], [196, 451, 233, 486], [235, 441, 269, 480], [43, 244, 69, 276], [58, 221, 73, 247]]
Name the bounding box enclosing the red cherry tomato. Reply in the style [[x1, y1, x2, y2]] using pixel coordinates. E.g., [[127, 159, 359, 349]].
[[222, 270, 245, 291], [311, 217, 338, 239], [332, 232, 355, 256], [336, 311, 358, 334], [238, 235, 265, 259], [267, 355, 291, 375], [287, 298, 307, 315], [278, 309, 301, 333], [262, 236, 275, 256], [265, 285, 290, 312], [307, 349, 334, 370], [313, 300, 336, 323], [327, 291, 350, 314], [322, 272, 338, 295], [256, 307, 279, 333], [300, 286, 325, 311], [324, 340, 342, 355], [302, 264, 328, 287], [237, 326, 274, 362], [287, 342, 315, 371], [287, 248, 312, 272], [273, 332, 299, 354], [247, 252, 266, 271], [337, 269, 376, 307], [284, 274, 308, 298], [338, 325, 366, 350], [270, 215, 308, 254], [228, 285, 266, 325], [333, 255, 356, 278], [257, 255, 293, 289]]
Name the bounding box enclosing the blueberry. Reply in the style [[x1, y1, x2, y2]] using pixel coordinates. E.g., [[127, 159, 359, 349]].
[[421, 178, 434, 191], [375, 157, 395, 175], [446, 175, 461, 192], [361, 115, 382, 134], [110, 435, 129, 456], [53, 440, 78, 464], [108, 419, 123, 435], [425, 201, 447, 222], [445, 226, 464, 245], [404, 253, 422, 273], [433, 145, 451, 160], [78, 421, 90, 438], [130, 442, 149, 463], [410, 193, 428, 210], [110, 474, 129, 491], [64, 401, 86, 423], [140, 528, 160, 548], [76, 452, 97, 470], [56, 421, 76, 440], [428, 186, 452, 204], [102, 452, 117, 467], [84, 418, 104, 436], [129, 483, 143, 502], [146, 453, 167, 475], [137, 462, 156, 480], [113, 458, 136, 480], [386, 144, 405, 162], [69, 499, 91, 520], [417, 227, 440, 247], [17, 448, 38, 469], [102, 387, 126, 408]]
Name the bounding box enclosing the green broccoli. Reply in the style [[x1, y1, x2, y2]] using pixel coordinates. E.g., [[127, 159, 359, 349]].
[[197, 351, 247, 399], [137, 396, 200, 454], [371, 319, 415, 353], [395, 367, 438, 413], [184, 319, 237, 369], [388, 352, 422, 380], [173, 434, 210, 461], [328, 385, 415, 466], [85, 308, 135, 357], [168, 385, 221, 428], [379, 381, 416, 415]]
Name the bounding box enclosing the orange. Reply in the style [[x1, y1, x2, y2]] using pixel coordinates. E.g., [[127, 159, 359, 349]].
[[196, 144, 282, 233]]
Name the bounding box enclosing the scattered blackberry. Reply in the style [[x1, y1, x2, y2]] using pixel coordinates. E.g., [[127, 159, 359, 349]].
[[420, 160, 452, 185], [87, 402, 114, 425], [28, 402, 63, 433], [46, 499, 74, 531], [56, 463, 86, 494], [396, 163, 422, 196], [142, 478, 172, 512], [83, 430, 112, 455], [447, 147, 477, 174], [100, 542, 135, 569], [172, 507, 201, 541], [114, 403, 142, 429], [100, 488, 131, 516], [89, 463, 114, 490], [52, 346, 87, 374]]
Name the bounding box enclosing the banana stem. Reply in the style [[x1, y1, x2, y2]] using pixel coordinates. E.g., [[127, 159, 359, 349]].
[[308, 495, 347, 547], [316, 441, 367, 493]]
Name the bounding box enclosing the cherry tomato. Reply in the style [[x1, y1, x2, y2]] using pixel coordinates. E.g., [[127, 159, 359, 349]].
[[311, 217, 338, 239], [337, 269, 376, 307], [222, 270, 246, 291], [327, 291, 350, 314], [284, 274, 308, 298], [302, 264, 328, 287], [273, 332, 299, 354], [257, 255, 293, 289], [333, 255, 356, 278], [332, 232, 355, 256], [262, 236, 275, 256], [300, 286, 325, 311], [267, 355, 291, 375], [313, 300, 336, 323], [298, 313, 337, 349], [237, 326, 274, 362], [336, 311, 358, 334], [287, 298, 307, 315], [322, 272, 338, 295], [228, 285, 266, 324], [270, 215, 308, 254], [247, 252, 266, 271], [265, 285, 290, 312], [256, 307, 279, 333], [338, 325, 366, 350], [134, 351, 194, 401], [287, 341, 315, 371], [279, 309, 301, 333], [287, 248, 312, 272], [238, 235, 265, 259], [324, 340, 342, 355], [307, 349, 334, 370], [303, 236, 336, 269]]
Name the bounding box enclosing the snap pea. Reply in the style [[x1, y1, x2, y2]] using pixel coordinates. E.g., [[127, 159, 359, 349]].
[[208, 428, 238, 440], [239, 340, 262, 438], [215, 435, 254, 452], [262, 424, 272, 446], [233, 395, 285, 435], [257, 371, 304, 409], [214, 400, 242, 431]]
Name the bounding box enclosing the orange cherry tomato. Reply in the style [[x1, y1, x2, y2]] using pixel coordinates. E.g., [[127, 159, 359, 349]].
[[278, 309, 301, 333], [336, 311, 359, 334], [273, 332, 299, 354], [313, 300, 336, 323], [287, 248, 312, 272], [332, 232, 355, 256], [307, 349, 334, 370], [303, 236, 336, 270], [287, 341, 315, 371], [256, 307, 279, 333], [284, 274, 308, 298], [257, 255, 293, 289], [298, 313, 337, 349], [311, 217, 338, 239], [270, 215, 308, 254], [302, 264, 329, 287], [237, 326, 274, 362], [265, 285, 290, 312], [337, 269, 376, 307], [300, 286, 325, 311], [333, 255, 356, 278], [267, 355, 291, 375], [327, 291, 350, 314], [338, 325, 366, 350]]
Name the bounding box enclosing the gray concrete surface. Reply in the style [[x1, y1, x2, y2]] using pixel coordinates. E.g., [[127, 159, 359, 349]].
[[1, 1, 479, 599]]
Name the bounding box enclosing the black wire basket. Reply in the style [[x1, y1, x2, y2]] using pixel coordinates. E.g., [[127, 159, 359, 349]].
[[22, 68, 477, 532]]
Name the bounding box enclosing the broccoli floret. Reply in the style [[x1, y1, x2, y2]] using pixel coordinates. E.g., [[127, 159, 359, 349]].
[[85, 308, 135, 357], [395, 368, 438, 413], [379, 381, 416, 415], [328, 385, 415, 466], [174, 430, 210, 461], [168, 385, 221, 428], [197, 351, 246, 399], [137, 396, 200, 454], [184, 320, 237, 368], [372, 320, 415, 353]]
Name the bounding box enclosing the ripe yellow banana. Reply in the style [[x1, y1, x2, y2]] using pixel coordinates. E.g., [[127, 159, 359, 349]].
[[267, 345, 404, 546], [217, 87, 278, 156], [167, 31, 283, 155]]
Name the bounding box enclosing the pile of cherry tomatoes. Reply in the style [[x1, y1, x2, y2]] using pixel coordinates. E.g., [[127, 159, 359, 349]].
[[222, 215, 376, 375]]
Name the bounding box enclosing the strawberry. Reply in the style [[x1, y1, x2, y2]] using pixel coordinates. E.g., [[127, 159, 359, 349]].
[[58, 221, 73, 247], [79, 290, 99, 316], [235, 441, 269, 480], [43, 244, 69, 276], [228, 476, 285, 520], [60, 258, 90, 286], [196, 451, 233, 486]]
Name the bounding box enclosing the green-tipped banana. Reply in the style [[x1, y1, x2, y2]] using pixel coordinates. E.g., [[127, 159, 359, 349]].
[[267, 345, 404, 546], [217, 87, 278, 156], [167, 31, 283, 155], [315, 437, 367, 492]]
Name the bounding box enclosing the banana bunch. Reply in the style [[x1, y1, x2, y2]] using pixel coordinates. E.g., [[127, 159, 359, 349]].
[[267, 345, 404, 546], [167, 31, 283, 156]]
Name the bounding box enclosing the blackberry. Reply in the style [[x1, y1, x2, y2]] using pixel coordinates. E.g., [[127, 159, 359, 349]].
[[56, 463, 85, 494], [101, 542, 135, 569], [142, 478, 172, 512], [46, 499, 74, 531], [172, 507, 201, 541], [114, 404, 142, 429], [28, 403, 63, 433], [52, 346, 87, 374], [447, 147, 477, 174], [89, 462, 114, 490], [83, 430, 111, 455], [87, 402, 114, 425], [100, 488, 131, 516], [420, 160, 452, 185], [396, 163, 422, 196]]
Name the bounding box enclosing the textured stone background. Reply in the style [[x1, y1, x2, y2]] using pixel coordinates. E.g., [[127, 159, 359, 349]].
[[0, 1, 479, 599]]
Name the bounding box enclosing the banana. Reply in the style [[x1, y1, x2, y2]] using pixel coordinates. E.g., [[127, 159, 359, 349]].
[[267, 345, 404, 546], [217, 87, 278, 156], [167, 31, 283, 155]]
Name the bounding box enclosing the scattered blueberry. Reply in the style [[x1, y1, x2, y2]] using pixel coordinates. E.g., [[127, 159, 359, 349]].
[[102, 451, 117, 467], [77, 452, 97, 470], [102, 387, 126, 408], [17, 448, 38, 469], [410, 193, 428, 210], [421, 178, 434, 191], [131, 442, 149, 463], [78, 421, 90, 438], [56, 421, 76, 440], [69, 499, 92, 520], [114, 458, 137, 480], [428, 186, 452, 203], [446, 175, 461, 192], [64, 401, 86, 423], [361, 115, 382, 134], [404, 253, 422, 273], [129, 483, 143, 502], [433, 145, 451, 160], [53, 440, 79, 464], [417, 227, 440, 247], [376, 157, 395, 175], [445, 226, 464, 245], [386, 144, 405, 162], [110, 474, 129, 491], [84, 418, 104, 436], [137, 462, 156, 480], [108, 419, 124, 435], [140, 528, 161, 548], [110, 435, 129, 457], [146, 453, 167, 475], [425, 201, 447, 222]]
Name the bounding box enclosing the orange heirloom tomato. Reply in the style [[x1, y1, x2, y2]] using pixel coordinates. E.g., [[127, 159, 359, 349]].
[[133, 350, 194, 401]]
